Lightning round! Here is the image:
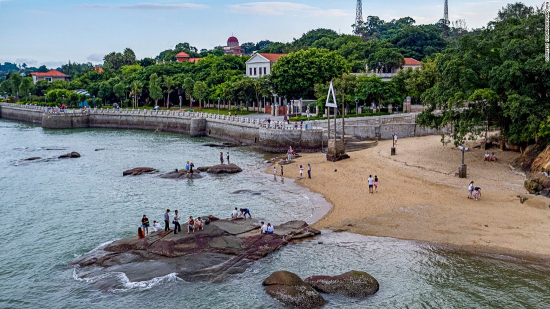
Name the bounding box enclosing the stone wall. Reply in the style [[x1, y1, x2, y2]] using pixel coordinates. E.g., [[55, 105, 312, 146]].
[[42, 113, 89, 129], [206, 119, 259, 145], [259, 128, 323, 153], [0, 104, 43, 124]]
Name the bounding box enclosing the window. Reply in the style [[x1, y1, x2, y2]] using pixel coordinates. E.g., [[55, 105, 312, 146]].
[[249, 68, 253, 76], [45, 77, 52, 82], [264, 67, 267, 75], [254, 68, 257, 75]]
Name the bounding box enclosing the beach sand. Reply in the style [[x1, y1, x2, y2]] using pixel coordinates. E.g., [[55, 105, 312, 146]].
[[270, 135, 550, 262]]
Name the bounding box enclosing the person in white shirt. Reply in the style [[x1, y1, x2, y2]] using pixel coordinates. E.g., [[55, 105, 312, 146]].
[[152, 221, 162, 232], [368, 175, 374, 194], [267, 223, 274, 234], [231, 207, 239, 219], [393, 133, 398, 145], [299, 165, 303, 177], [484, 152, 490, 161], [468, 181, 474, 199], [260, 221, 268, 234]]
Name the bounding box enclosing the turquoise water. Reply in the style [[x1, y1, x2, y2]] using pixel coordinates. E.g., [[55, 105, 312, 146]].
[[1, 118, 549, 309]]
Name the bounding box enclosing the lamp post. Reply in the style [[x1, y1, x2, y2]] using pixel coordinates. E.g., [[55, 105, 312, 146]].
[[62, 95, 65, 107], [391, 133, 396, 156], [355, 98, 359, 115], [131, 95, 134, 109], [458, 145, 470, 178], [29, 93, 31, 103], [217, 97, 220, 115], [93, 95, 96, 108], [179, 95, 182, 110]]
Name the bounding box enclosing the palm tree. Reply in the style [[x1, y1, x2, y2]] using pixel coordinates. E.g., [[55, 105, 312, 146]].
[[163, 76, 174, 109], [130, 80, 143, 109]]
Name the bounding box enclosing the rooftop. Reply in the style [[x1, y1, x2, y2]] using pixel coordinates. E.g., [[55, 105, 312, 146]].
[[259, 53, 287, 62], [404, 58, 421, 66], [30, 69, 68, 77]]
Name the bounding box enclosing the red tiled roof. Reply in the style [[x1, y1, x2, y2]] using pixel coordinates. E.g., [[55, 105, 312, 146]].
[[259, 53, 287, 62], [404, 58, 421, 66], [30, 69, 68, 77], [176, 52, 190, 58], [94, 66, 104, 73]]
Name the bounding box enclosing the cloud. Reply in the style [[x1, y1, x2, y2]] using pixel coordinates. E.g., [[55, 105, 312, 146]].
[[15, 58, 38, 65], [79, 3, 208, 10], [87, 53, 105, 62], [43, 61, 64, 68], [228, 2, 351, 17]]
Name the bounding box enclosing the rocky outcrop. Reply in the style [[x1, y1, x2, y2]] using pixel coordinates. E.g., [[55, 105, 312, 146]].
[[263, 271, 326, 309], [206, 164, 243, 174], [514, 144, 550, 195], [305, 270, 379, 298], [72, 219, 320, 286], [159, 170, 203, 179], [58, 152, 80, 159], [122, 167, 157, 176], [23, 157, 41, 161]]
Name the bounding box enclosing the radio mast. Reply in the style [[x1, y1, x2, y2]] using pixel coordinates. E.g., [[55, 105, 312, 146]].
[[354, 0, 364, 36]]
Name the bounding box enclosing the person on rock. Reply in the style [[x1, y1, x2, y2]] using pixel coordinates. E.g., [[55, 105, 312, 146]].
[[491, 153, 497, 162], [220, 152, 224, 164], [226, 152, 230, 165], [260, 222, 268, 234], [267, 223, 274, 235], [188, 216, 196, 233], [141, 215, 150, 235], [195, 217, 204, 231], [240, 208, 252, 220], [231, 207, 239, 219], [152, 220, 162, 232], [164, 209, 170, 232], [173, 210, 181, 234]]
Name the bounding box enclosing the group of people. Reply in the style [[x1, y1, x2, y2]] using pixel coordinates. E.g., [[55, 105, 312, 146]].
[[367, 175, 379, 193], [273, 163, 311, 180], [484, 152, 498, 162], [260, 222, 274, 234], [231, 207, 252, 220], [220, 152, 230, 165], [165, 209, 204, 234], [468, 181, 482, 201], [185, 161, 195, 174]]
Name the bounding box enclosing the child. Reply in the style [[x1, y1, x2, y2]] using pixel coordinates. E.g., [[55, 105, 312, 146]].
[[273, 167, 277, 178], [299, 165, 303, 177], [280, 166, 284, 178], [374, 175, 379, 192]]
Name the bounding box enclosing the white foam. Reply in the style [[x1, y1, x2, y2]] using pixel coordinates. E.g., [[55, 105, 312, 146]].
[[72, 268, 183, 292]]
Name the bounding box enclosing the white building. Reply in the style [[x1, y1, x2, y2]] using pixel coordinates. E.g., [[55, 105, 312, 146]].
[[245, 53, 287, 78]]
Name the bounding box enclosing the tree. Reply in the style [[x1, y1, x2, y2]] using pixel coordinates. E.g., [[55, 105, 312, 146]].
[[496, 2, 534, 21], [130, 80, 143, 108], [270, 48, 348, 99], [253, 76, 271, 111], [9, 72, 22, 99], [123, 48, 137, 66], [183, 77, 195, 107], [193, 81, 207, 111], [163, 76, 174, 108], [97, 81, 113, 104], [149, 74, 163, 107], [104, 52, 124, 70], [113, 82, 126, 107], [19, 77, 33, 102]]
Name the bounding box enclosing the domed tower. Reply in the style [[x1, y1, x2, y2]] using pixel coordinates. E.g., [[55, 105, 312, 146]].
[[227, 36, 239, 48]]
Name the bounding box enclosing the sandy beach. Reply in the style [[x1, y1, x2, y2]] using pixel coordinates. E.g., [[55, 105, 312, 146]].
[[270, 135, 550, 262]]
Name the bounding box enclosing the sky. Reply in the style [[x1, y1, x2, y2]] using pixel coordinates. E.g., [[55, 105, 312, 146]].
[[0, 0, 543, 68]]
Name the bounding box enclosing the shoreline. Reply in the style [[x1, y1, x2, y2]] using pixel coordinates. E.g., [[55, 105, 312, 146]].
[[264, 135, 550, 265]]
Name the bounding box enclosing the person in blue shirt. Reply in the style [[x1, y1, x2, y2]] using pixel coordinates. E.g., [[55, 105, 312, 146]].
[[164, 209, 170, 232]]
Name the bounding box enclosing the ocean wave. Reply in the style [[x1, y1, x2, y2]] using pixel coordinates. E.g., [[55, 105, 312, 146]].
[[72, 268, 183, 292]]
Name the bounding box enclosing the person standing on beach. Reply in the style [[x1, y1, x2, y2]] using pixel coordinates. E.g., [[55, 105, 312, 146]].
[[308, 164, 311, 179], [280, 166, 284, 179], [299, 165, 303, 178], [287, 148, 292, 161], [273, 166, 277, 179], [468, 181, 474, 199], [220, 152, 224, 165], [226, 152, 230, 165], [164, 209, 170, 232], [173, 210, 181, 234], [394, 133, 398, 145], [368, 175, 374, 194], [374, 175, 379, 193]]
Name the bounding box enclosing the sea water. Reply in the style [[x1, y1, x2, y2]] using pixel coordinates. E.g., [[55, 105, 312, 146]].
[[1, 118, 549, 309]]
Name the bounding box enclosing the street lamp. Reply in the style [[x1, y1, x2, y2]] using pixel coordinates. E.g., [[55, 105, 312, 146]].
[[62, 95, 65, 107], [457, 145, 470, 178], [179, 95, 182, 110], [29, 93, 31, 103], [93, 95, 96, 108], [217, 97, 220, 115], [355, 98, 359, 115], [131, 95, 134, 109]]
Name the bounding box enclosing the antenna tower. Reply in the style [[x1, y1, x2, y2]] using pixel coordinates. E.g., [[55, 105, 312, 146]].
[[444, 0, 449, 26], [355, 0, 363, 35], [544, 1, 549, 62]]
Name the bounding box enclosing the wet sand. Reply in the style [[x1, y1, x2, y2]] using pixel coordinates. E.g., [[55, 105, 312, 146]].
[[268, 135, 550, 263]]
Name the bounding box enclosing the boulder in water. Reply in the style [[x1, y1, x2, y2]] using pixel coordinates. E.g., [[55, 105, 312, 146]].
[[159, 170, 202, 179], [123, 167, 157, 176], [263, 271, 325, 309], [305, 270, 379, 297], [206, 164, 242, 174], [59, 152, 80, 159], [23, 157, 41, 161]]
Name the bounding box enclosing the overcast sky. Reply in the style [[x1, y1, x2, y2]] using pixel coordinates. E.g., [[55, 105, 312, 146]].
[[0, 0, 541, 68]]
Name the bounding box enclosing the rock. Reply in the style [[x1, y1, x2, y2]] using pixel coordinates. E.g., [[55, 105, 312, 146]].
[[59, 152, 80, 159], [123, 167, 156, 176], [206, 164, 242, 174], [95, 148, 105, 151], [525, 179, 544, 194], [197, 166, 211, 172], [305, 270, 379, 298], [23, 157, 41, 161], [263, 271, 325, 309], [159, 170, 202, 179], [73, 219, 320, 287], [531, 145, 550, 174]]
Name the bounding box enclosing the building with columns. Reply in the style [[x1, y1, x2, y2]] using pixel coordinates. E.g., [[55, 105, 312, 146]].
[[245, 53, 287, 78]]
